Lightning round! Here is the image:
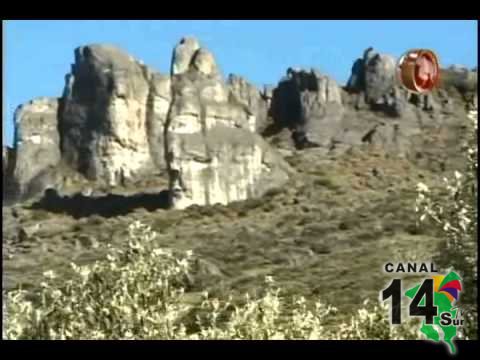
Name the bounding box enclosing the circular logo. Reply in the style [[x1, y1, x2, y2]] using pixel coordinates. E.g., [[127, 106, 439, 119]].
[[397, 49, 440, 94]]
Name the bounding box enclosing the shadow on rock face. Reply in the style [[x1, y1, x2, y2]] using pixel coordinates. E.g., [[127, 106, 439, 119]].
[[261, 121, 286, 138], [29, 188, 171, 219]]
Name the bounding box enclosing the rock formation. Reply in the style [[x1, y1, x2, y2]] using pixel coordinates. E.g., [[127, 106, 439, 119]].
[[171, 37, 200, 76], [339, 49, 477, 166], [346, 48, 403, 113], [5, 37, 291, 208], [3, 41, 476, 208], [59, 45, 157, 187], [227, 74, 270, 133], [148, 72, 172, 168], [270, 67, 344, 149], [364, 51, 397, 106], [264, 47, 477, 167], [3, 146, 14, 199], [190, 48, 221, 78], [6, 98, 61, 202], [165, 40, 291, 209]]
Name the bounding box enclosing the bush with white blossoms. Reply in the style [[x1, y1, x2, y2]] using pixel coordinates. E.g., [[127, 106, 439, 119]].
[[5, 222, 194, 339], [416, 109, 478, 339], [4, 221, 421, 340], [192, 281, 419, 340]]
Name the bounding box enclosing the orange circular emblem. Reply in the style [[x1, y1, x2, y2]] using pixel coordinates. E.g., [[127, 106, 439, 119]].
[[397, 49, 440, 93]]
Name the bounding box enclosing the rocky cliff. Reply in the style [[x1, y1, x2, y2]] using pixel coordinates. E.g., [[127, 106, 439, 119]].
[[267, 48, 476, 169], [3, 40, 477, 210], [7, 98, 61, 200], [4, 37, 289, 208], [166, 40, 290, 209], [59, 45, 156, 187]]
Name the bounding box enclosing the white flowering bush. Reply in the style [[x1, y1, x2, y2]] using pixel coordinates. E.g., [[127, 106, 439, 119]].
[[4, 220, 421, 340], [192, 278, 339, 340], [192, 282, 419, 340], [415, 109, 478, 339], [335, 300, 420, 340], [5, 221, 193, 339]]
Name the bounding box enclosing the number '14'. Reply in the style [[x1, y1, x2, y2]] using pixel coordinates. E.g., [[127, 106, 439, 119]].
[[382, 279, 437, 325]]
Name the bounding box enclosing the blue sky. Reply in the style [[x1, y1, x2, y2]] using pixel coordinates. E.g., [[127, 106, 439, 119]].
[[3, 20, 478, 146]]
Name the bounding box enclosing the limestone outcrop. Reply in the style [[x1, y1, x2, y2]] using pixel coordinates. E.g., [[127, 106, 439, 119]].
[[4, 41, 474, 207], [270, 67, 344, 149], [165, 40, 291, 209], [59, 44, 157, 186], [6, 97, 60, 202], [5, 37, 291, 208]]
